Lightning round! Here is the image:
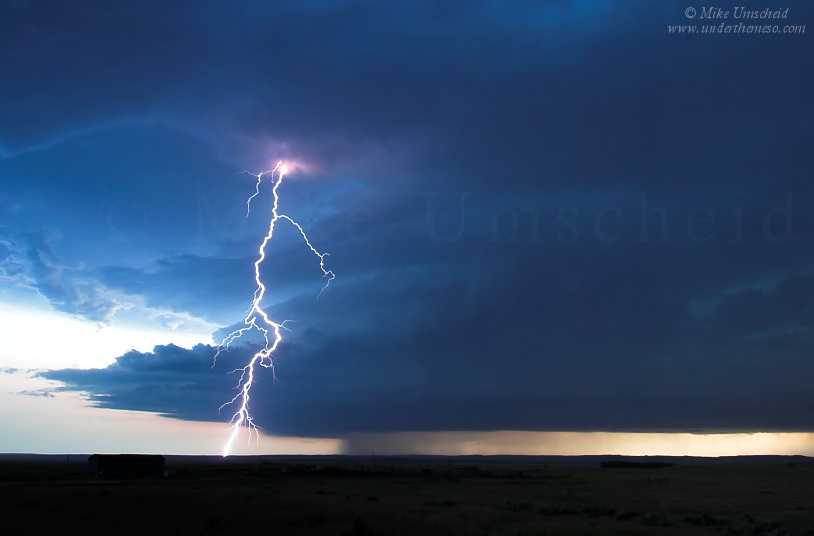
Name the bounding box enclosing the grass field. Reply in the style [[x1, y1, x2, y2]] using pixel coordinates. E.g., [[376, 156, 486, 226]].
[[0, 455, 812, 535]]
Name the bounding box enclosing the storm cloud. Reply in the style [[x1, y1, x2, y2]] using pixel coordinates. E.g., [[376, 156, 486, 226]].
[[4, 0, 814, 438]]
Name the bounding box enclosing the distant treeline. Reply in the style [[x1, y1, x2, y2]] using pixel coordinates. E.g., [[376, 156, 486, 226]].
[[599, 461, 674, 469]]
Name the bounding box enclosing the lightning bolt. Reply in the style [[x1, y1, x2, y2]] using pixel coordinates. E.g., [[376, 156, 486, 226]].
[[214, 161, 334, 457]]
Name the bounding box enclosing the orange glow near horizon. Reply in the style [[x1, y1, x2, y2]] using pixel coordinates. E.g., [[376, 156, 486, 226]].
[[340, 431, 814, 457]]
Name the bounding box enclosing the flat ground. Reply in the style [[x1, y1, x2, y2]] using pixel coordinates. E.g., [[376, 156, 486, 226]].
[[0, 455, 812, 535]]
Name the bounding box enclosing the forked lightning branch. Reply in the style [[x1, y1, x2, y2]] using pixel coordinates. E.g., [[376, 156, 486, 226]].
[[214, 161, 334, 456]]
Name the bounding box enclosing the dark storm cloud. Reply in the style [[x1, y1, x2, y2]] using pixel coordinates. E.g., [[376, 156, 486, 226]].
[[711, 272, 814, 337], [40, 249, 814, 435], [0, 230, 127, 321], [94, 238, 344, 322], [9, 0, 814, 436], [96, 254, 255, 322], [41, 206, 814, 436], [41, 344, 233, 420], [3, 1, 811, 193], [0, 1, 663, 177]]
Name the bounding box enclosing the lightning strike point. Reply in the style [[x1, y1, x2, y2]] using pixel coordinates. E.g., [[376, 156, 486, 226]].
[[215, 160, 334, 457]]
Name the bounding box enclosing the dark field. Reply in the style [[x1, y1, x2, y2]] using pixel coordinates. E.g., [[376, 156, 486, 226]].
[[1, 454, 812, 535]]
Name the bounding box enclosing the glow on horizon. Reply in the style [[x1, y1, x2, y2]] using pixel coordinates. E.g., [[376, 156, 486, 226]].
[[341, 431, 814, 457], [0, 373, 343, 455]]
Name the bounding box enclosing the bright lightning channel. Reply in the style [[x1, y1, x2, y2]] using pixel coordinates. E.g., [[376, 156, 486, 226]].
[[214, 161, 334, 457]]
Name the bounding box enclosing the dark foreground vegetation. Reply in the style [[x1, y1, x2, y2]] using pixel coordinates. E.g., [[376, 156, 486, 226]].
[[0, 454, 812, 535]]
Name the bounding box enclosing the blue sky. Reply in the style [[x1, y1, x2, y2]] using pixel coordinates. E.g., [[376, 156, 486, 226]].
[[1, 0, 813, 455]]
